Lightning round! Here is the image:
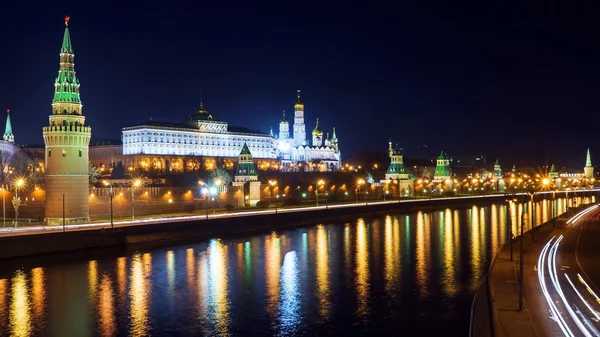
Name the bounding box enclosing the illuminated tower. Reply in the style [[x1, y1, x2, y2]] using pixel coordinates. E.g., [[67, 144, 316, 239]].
[[493, 159, 502, 179], [584, 147, 594, 179], [433, 151, 451, 181], [279, 110, 289, 140], [42, 16, 91, 225], [293, 90, 306, 146], [312, 118, 323, 147], [3, 109, 14, 143], [232, 143, 261, 206], [385, 139, 409, 180], [331, 127, 339, 152]]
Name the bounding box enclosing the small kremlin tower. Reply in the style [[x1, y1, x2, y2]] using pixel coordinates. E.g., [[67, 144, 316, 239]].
[[42, 16, 92, 225], [584, 147, 594, 180], [3, 109, 14, 143], [232, 143, 261, 206], [433, 151, 451, 182]]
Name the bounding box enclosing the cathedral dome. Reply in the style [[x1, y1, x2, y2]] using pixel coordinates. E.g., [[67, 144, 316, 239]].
[[312, 118, 323, 136], [188, 102, 213, 125]]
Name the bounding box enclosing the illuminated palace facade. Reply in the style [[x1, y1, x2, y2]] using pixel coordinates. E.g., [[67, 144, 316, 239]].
[[105, 90, 341, 173]]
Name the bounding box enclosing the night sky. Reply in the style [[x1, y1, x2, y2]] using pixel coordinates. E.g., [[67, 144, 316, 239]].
[[1, 3, 599, 167]]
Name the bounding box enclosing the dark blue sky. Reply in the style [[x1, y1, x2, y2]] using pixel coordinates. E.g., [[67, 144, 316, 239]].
[[1, 3, 600, 167]]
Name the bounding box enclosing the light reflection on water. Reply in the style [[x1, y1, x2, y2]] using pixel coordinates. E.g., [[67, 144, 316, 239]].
[[0, 196, 593, 336]]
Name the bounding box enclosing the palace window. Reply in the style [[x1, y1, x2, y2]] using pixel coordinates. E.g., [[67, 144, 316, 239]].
[[79, 149, 82, 157], [62, 149, 67, 157], [48, 149, 51, 157]]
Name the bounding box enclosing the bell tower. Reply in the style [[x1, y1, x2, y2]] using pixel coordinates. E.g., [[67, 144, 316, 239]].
[[42, 16, 91, 225]]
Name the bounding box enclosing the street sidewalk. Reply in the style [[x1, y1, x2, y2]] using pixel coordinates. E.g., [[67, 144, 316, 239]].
[[488, 216, 564, 337]]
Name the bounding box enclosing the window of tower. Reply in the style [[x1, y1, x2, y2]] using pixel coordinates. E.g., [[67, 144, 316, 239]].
[[62, 149, 66, 157], [79, 149, 82, 157], [48, 149, 51, 157]]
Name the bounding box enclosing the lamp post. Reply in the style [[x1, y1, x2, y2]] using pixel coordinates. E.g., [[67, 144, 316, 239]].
[[519, 194, 526, 311], [13, 178, 25, 227], [131, 178, 142, 221], [318, 179, 327, 209], [268, 179, 277, 211], [103, 181, 114, 228], [210, 187, 217, 214], [356, 178, 365, 203]]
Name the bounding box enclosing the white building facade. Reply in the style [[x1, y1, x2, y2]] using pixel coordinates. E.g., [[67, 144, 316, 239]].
[[122, 102, 275, 159]]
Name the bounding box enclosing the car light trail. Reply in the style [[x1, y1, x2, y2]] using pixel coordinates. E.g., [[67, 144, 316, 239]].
[[579, 274, 600, 306], [565, 274, 600, 322], [566, 205, 599, 225], [538, 236, 574, 337]]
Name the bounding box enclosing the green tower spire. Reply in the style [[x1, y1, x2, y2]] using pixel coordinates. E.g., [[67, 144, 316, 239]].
[[52, 15, 82, 114], [586, 147, 592, 167], [549, 164, 558, 179], [3, 109, 14, 143]]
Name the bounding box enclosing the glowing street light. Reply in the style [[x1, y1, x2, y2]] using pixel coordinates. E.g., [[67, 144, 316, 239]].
[[103, 180, 114, 228], [355, 178, 365, 203], [317, 179, 328, 209], [268, 179, 278, 213], [12, 177, 26, 227], [131, 177, 144, 221]]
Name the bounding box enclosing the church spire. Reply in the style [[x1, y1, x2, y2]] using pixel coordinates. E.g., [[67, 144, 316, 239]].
[[61, 15, 73, 53], [297, 89, 301, 103], [3, 109, 14, 143]]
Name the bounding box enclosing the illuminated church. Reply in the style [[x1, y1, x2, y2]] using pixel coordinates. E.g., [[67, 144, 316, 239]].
[[274, 90, 341, 171]]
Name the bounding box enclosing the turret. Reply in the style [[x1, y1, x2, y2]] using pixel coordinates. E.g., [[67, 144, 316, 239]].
[[385, 139, 409, 180], [234, 143, 258, 182], [493, 159, 502, 179], [331, 127, 339, 152], [3, 109, 14, 143]]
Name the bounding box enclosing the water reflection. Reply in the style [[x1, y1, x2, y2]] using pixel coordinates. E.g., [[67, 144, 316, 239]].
[[442, 209, 457, 296], [265, 232, 281, 320], [0, 196, 587, 336], [355, 219, 370, 317], [470, 206, 481, 288], [384, 216, 401, 296], [416, 211, 431, 296], [208, 239, 231, 336], [30, 267, 45, 324], [315, 225, 331, 319], [278, 251, 300, 335], [129, 253, 151, 337], [98, 274, 115, 337], [10, 270, 31, 337], [0, 278, 7, 329]]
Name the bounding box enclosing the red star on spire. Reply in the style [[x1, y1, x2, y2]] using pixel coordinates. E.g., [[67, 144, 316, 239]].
[[6, 109, 9, 114], [65, 15, 70, 27]]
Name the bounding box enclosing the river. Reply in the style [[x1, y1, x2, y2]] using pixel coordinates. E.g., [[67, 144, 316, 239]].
[[0, 196, 592, 336]]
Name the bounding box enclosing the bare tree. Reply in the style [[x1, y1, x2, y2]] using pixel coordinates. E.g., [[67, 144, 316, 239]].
[[89, 163, 101, 186], [0, 150, 14, 186]]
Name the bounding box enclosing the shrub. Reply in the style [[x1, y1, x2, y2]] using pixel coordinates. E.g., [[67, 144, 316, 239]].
[[183, 203, 197, 213], [255, 201, 265, 208], [224, 204, 235, 211]]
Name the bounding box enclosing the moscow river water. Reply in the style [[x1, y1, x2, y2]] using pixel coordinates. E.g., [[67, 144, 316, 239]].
[[0, 196, 593, 337]]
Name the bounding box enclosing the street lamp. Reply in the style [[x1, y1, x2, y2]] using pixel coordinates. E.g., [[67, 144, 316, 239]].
[[356, 178, 365, 203], [201, 187, 209, 219], [131, 177, 143, 221], [268, 180, 277, 211], [103, 180, 114, 228], [12, 178, 25, 227], [318, 179, 328, 209], [210, 187, 218, 214]]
